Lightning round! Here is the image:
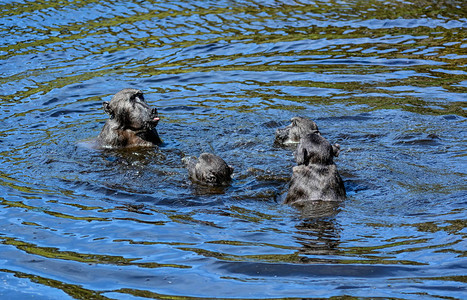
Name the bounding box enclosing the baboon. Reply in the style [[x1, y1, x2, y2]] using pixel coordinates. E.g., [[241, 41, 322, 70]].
[[285, 133, 345, 205], [275, 116, 319, 146], [184, 153, 234, 186], [97, 88, 162, 148]]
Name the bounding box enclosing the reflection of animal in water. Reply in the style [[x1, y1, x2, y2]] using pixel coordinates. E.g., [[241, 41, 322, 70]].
[[295, 218, 340, 254], [97, 88, 162, 148], [184, 153, 233, 186], [285, 133, 346, 205], [275, 116, 320, 146]]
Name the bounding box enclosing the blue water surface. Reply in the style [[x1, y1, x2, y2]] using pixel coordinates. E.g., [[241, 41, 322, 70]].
[[0, 0, 466, 299]]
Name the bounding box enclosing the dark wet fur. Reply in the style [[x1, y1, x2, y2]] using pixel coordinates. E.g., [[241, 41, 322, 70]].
[[274, 116, 319, 146], [97, 88, 162, 148], [294, 133, 341, 166], [185, 153, 233, 186], [285, 133, 346, 205]]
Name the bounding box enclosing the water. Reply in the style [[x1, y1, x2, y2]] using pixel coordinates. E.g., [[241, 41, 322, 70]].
[[1, 0, 466, 299]]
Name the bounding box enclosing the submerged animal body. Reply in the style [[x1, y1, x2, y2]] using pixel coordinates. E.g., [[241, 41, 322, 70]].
[[285, 164, 346, 204], [285, 133, 346, 205], [185, 153, 233, 186], [274, 116, 320, 146], [97, 88, 162, 148]]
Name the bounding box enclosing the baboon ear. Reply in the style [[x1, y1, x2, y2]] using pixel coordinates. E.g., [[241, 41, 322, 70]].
[[102, 102, 114, 118], [332, 143, 341, 157]]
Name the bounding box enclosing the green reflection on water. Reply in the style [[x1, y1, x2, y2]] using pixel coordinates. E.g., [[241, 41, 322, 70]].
[[1, 0, 465, 116], [177, 246, 427, 266], [0, 268, 110, 300], [0, 236, 191, 269], [0, 198, 110, 222]]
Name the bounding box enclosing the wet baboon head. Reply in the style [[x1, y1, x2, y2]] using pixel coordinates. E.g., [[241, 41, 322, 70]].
[[274, 116, 319, 146]]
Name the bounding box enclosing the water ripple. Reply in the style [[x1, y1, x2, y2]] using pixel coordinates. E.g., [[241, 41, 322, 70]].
[[0, 0, 466, 299]]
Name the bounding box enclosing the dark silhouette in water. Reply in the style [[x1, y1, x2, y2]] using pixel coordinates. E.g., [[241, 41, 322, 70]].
[[97, 88, 162, 148], [275, 116, 320, 146], [285, 133, 346, 206], [184, 153, 234, 186]]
